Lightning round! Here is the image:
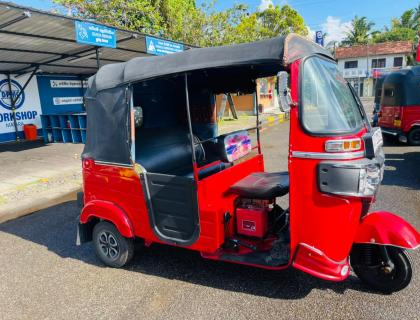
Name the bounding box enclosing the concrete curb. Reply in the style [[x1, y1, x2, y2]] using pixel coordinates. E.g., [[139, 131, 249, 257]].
[[0, 185, 81, 224]]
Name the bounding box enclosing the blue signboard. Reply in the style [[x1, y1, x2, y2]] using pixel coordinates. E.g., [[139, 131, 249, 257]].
[[315, 31, 324, 46], [36, 75, 86, 115], [75, 21, 116, 48], [146, 36, 184, 56]]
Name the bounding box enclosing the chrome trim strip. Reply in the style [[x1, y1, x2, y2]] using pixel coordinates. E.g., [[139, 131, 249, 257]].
[[95, 160, 133, 168], [292, 151, 365, 160], [381, 129, 398, 136]]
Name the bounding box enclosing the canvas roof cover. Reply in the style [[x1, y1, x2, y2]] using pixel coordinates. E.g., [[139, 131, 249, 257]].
[[82, 34, 334, 165], [86, 34, 334, 95]]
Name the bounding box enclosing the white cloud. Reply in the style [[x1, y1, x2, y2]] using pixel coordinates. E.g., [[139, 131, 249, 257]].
[[258, 0, 274, 11], [320, 16, 352, 45]]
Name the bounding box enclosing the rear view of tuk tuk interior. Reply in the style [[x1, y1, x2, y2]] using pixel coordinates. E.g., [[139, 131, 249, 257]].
[[77, 34, 420, 294]]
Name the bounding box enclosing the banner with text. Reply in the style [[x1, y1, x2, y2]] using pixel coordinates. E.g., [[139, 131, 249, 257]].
[[0, 74, 42, 142], [36, 75, 86, 115], [146, 36, 184, 56]]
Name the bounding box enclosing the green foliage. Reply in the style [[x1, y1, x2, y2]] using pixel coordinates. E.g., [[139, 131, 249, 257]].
[[341, 16, 376, 46], [373, 27, 417, 43], [53, 0, 308, 46], [54, 0, 164, 34]]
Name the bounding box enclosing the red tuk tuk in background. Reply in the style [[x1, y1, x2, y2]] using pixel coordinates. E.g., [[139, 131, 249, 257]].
[[77, 34, 420, 294], [378, 66, 420, 145]]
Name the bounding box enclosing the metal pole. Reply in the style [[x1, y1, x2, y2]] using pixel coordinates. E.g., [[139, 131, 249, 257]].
[[184, 74, 196, 165], [95, 47, 100, 69], [11, 66, 39, 107], [255, 89, 261, 154], [7, 73, 19, 141], [366, 43, 369, 97]]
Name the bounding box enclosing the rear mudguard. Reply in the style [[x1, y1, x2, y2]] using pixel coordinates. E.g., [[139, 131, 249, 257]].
[[79, 200, 135, 238], [354, 211, 420, 249]]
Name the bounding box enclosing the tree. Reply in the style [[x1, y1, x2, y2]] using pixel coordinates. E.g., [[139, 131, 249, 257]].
[[255, 4, 307, 38], [341, 16, 376, 46], [54, 0, 164, 34], [372, 9, 418, 43], [53, 0, 308, 47]]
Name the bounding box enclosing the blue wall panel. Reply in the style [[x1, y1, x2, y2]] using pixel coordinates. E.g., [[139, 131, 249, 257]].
[[36, 75, 87, 115]]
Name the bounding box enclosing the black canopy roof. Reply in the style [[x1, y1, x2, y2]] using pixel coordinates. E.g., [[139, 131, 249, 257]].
[[83, 34, 333, 165], [86, 34, 333, 95], [382, 66, 420, 106]]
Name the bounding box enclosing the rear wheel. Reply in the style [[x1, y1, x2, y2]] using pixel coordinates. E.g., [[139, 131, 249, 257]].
[[408, 127, 420, 146], [350, 245, 413, 294], [93, 221, 134, 268]]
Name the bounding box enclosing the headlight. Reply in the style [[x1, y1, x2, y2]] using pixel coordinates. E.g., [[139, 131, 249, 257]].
[[318, 160, 383, 198], [358, 164, 381, 196]]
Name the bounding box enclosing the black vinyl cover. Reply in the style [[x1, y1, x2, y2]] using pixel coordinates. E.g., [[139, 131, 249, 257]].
[[82, 86, 131, 165], [86, 34, 333, 95]]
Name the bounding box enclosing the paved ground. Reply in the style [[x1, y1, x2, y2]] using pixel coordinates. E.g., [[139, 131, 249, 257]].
[[1, 122, 420, 320], [0, 141, 83, 222]]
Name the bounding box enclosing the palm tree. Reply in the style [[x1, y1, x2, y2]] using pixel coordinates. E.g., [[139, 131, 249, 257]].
[[342, 16, 376, 46]]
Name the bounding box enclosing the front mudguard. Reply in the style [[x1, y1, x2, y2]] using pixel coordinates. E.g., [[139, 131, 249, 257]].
[[354, 211, 420, 249]]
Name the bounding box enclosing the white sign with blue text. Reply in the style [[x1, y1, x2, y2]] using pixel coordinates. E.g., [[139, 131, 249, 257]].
[[0, 74, 42, 142], [146, 36, 184, 56], [75, 21, 116, 48]]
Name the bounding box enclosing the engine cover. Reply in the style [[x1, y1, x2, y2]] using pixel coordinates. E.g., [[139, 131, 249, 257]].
[[236, 206, 268, 238]]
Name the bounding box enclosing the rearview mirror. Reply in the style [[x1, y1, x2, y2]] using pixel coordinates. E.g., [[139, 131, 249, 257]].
[[133, 106, 143, 128], [277, 71, 291, 112]]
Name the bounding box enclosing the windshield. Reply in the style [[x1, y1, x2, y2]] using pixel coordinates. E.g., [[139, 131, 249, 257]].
[[301, 56, 365, 134]]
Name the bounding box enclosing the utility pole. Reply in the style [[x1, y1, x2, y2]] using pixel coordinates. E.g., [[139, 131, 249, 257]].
[[366, 43, 369, 97]]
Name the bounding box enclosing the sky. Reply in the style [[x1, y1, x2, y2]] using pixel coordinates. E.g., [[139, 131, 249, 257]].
[[11, 0, 420, 44]]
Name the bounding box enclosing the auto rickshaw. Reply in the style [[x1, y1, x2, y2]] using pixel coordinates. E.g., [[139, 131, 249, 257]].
[[77, 34, 420, 293], [378, 66, 420, 145]]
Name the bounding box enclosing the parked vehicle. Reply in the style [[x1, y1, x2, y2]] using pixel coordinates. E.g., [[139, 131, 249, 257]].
[[378, 66, 420, 145], [372, 77, 384, 127], [77, 34, 420, 293]]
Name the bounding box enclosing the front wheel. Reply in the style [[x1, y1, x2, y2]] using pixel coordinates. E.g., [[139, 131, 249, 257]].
[[408, 127, 420, 146], [93, 221, 134, 268], [350, 245, 413, 294]]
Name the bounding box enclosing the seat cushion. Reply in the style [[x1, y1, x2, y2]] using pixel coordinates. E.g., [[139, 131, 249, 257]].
[[229, 172, 289, 199], [135, 127, 204, 175]]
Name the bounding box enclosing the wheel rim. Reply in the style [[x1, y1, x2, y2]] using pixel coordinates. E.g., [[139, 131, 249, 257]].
[[98, 231, 120, 260], [412, 130, 420, 143]]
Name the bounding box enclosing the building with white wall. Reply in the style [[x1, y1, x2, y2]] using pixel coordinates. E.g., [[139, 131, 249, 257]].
[[335, 41, 413, 97]]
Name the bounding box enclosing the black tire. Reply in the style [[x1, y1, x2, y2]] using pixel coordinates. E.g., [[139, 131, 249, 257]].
[[408, 127, 420, 146], [92, 221, 134, 268], [351, 245, 413, 294]]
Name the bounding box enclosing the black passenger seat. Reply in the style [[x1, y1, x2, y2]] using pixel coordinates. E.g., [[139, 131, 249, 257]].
[[229, 172, 289, 199]]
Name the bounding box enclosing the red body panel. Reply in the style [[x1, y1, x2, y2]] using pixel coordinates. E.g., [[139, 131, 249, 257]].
[[289, 60, 366, 269], [379, 105, 420, 133], [82, 155, 264, 254], [293, 243, 350, 281], [354, 211, 420, 249]]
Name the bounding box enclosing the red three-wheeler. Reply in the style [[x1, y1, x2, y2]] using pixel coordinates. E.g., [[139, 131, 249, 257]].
[[77, 34, 420, 293]]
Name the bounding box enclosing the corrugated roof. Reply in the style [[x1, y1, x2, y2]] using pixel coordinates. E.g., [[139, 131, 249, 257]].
[[0, 1, 192, 76], [335, 41, 413, 59]]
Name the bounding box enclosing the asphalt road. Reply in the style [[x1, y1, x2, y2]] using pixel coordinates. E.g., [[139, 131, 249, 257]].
[[1, 123, 420, 320]]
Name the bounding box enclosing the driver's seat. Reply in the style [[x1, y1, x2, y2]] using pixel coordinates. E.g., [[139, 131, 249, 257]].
[[229, 172, 289, 199]]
